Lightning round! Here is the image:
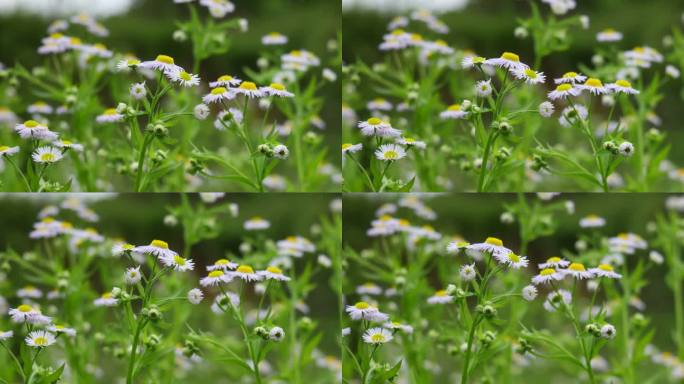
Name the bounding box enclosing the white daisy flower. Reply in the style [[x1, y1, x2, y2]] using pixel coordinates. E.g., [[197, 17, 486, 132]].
[[116, 57, 142, 72], [14, 120, 59, 140], [207, 258, 238, 271], [543, 289, 572, 312], [512, 68, 546, 84], [0, 330, 13, 341], [261, 83, 294, 98], [499, 253, 529, 269], [375, 144, 406, 161], [134, 239, 178, 259], [124, 267, 142, 285], [214, 108, 244, 130], [383, 321, 414, 334], [345, 301, 389, 322], [461, 55, 487, 69], [203, 87, 235, 104], [475, 79, 493, 97], [112, 242, 135, 256], [362, 328, 393, 345], [427, 289, 454, 304], [439, 104, 469, 120], [194, 103, 210, 120], [539, 101, 555, 117], [589, 264, 622, 279], [17, 286, 42, 299], [200, 0, 235, 18], [532, 268, 564, 285], [459, 263, 477, 281], [262, 32, 288, 46], [96, 108, 124, 124], [200, 270, 232, 287], [211, 292, 240, 313], [233, 81, 263, 98], [485, 52, 529, 71], [258, 266, 291, 281], [562, 262, 594, 280], [139, 54, 184, 73], [229, 265, 262, 282], [559, 105, 588, 128], [600, 324, 616, 339], [547, 84, 580, 100], [522, 285, 537, 301], [53, 140, 83, 152], [244, 217, 270, 230], [580, 214, 606, 228], [273, 144, 289, 159], [397, 137, 427, 149], [93, 292, 118, 307], [579, 78, 609, 95], [47, 324, 76, 337], [167, 69, 200, 87], [342, 143, 363, 154], [160, 255, 195, 272], [597, 28, 623, 42], [32, 146, 63, 164], [27, 101, 53, 115], [209, 75, 241, 88], [25, 331, 56, 348], [539, 256, 570, 269], [466, 237, 513, 259], [276, 236, 315, 257], [356, 283, 383, 295], [187, 288, 204, 304], [618, 142, 634, 157], [8, 304, 43, 323], [554, 71, 587, 84], [367, 98, 393, 111], [447, 240, 470, 254], [607, 79, 639, 95], [0, 145, 19, 157], [269, 326, 285, 342], [666, 65, 680, 79], [357, 118, 402, 137]]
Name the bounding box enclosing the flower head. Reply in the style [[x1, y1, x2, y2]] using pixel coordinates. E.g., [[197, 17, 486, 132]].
[[362, 327, 393, 345], [25, 331, 56, 348], [375, 144, 406, 161]]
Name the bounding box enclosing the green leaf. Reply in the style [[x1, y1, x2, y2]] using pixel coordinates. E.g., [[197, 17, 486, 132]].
[[38, 363, 65, 384]]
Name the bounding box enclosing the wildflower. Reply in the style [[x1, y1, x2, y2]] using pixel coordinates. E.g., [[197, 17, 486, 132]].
[[207, 258, 238, 271], [539, 101, 555, 117], [589, 264, 622, 279], [466, 237, 513, 259], [375, 144, 406, 161], [244, 217, 270, 230], [579, 78, 608, 95], [258, 266, 291, 281], [273, 144, 289, 159], [112, 242, 135, 256], [230, 265, 262, 282], [187, 288, 204, 304], [9, 304, 49, 323], [356, 283, 383, 295], [0, 330, 13, 341], [134, 240, 178, 259], [485, 52, 529, 71], [367, 98, 393, 111], [139, 54, 183, 73], [193, 103, 210, 120], [597, 29, 623, 42], [649, 251, 664, 265], [500, 253, 529, 269], [666, 65, 681, 79], [554, 71, 587, 84], [618, 142, 634, 157], [28, 101, 53, 115], [539, 257, 570, 269], [214, 109, 244, 129], [211, 292, 240, 313], [543, 289, 572, 312], [580, 214, 606, 228], [559, 105, 588, 127], [277, 236, 315, 256], [358, 118, 402, 137], [397, 137, 427, 149], [268, 327, 285, 342], [342, 143, 363, 154], [160, 255, 195, 272], [96, 108, 124, 124], [345, 301, 389, 322], [47, 325, 76, 337], [363, 328, 393, 345], [427, 289, 454, 304], [532, 268, 564, 285], [94, 292, 118, 307], [203, 87, 234, 104], [563, 263, 594, 280], [200, 0, 235, 18], [124, 267, 142, 285], [25, 331, 56, 348], [607, 79, 639, 95], [200, 270, 232, 287], [600, 324, 616, 339], [475, 79, 493, 97], [512, 68, 546, 84], [0, 146, 19, 157], [32, 146, 63, 164], [116, 57, 142, 72], [168, 70, 200, 87], [440, 103, 469, 120], [54, 140, 84, 152], [262, 32, 288, 46], [209, 75, 241, 88], [522, 285, 537, 301], [15, 120, 59, 140], [547, 84, 580, 100], [261, 83, 294, 98], [233, 82, 263, 98]]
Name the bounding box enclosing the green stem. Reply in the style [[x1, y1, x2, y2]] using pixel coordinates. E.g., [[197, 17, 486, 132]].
[[4, 156, 32, 191], [477, 130, 499, 192], [0, 341, 25, 382], [134, 133, 154, 192]]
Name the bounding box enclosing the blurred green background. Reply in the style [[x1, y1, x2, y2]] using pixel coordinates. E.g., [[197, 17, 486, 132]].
[[343, 0, 684, 163], [343, 193, 682, 351]]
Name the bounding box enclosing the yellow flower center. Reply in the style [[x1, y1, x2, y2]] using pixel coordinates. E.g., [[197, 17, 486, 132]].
[[540, 268, 556, 276], [50, 33, 63, 39], [102, 292, 112, 299], [384, 150, 399, 160], [104, 108, 117, 115], [62, 140, 73, 145], [268, 32, 282, 37], [123, 244, 134, 250], [615, 79, 632, 88], [524, 69, 537, 78], [598, 264, 614, 272], [0, 146, 9, 151], [391, 29, 405, 36], [179, 71, 192, 81], [355, 301, 370, 309], [485, 237, 503, 246], [240, 82, 258, 90], [127, 59, 141, 66], [218, 75, 233, 82], [215, 259, 230, 266], [34, 337, 48, 346], [208, 270, 224, 278], [547, 257, 561, 263], [472, 56, 486, 64], [435, 39, 447, 46], [40, 153, 55, 162], [62, 222, 73, 229], [556, 84, 573, 91], [563, 72, 578, 78], [173, 255, 186, 265], [371, 334, 385, 342], [70, 38, 82, 46], [367, 117, 382, 125], [398, 219, 410, 226], [24, 120, 40, 128], [448, 104, 461, 111], [156, 54, 174, 64], [266, 266, 283, 275], [270, 83, 286, 91], [508, 253, 520, 263], [18, 304, 32, 312], [501, 52, 520, 62], [150, 239, 169, 249], [585, 78, 603, 88], [435, 290, 447, 297], [342, 143, 352, 150], [94, 43, 107, 50], [211, 87, 227, 95], [236, 265, 255, 274], [568, 263, 586, 272]]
